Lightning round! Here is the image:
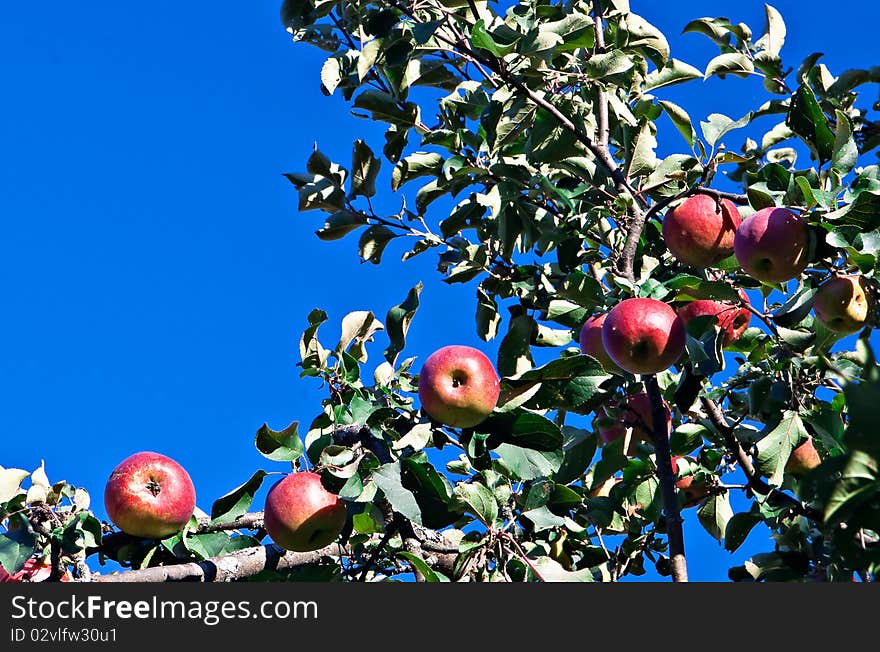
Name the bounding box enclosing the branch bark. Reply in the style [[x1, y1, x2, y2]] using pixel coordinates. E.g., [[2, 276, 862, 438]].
[[644, 375, 689, 582]]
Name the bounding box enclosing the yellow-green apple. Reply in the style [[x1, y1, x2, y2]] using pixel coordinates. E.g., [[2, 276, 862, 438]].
[[734, 207, 809, 283], [677, 289, 752, 345], [662, 193, 741, 268], [418, 345, 500, 428], [588, 476, 622, 498], [264, 471, 347, 552], [813, 275, 871, 334], [579, 312, 621, 373], [0, 556, 72, 582], [104, 451, 196, 538], [785, 439, 821, 475], [596, 391, 672, 453], [672, 456, 711, 508], [601, 298, 686, 374]]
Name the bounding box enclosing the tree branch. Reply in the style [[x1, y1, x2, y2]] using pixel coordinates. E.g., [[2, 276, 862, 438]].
[[700, 397, 823, 522], [644, 375, 688, 582]]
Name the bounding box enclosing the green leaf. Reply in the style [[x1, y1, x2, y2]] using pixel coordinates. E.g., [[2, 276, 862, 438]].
[[619, 13, 669, 67], [659, 100, 696, 146], [476, 287, 502, 342], [704, 53, 754, 79], [530, 556, 595, 582], [470, 19, 518, 57], [497, 314, 535, 377], [643, 59, 703, 92], [402, 455, 458, 529], [0, 528, 36, 574], [391, 151, 444, 191], [398, 551, 450, 581], [299, 308, 329, 376], [698, 492, 733, 540], [832, 110, 858, 177], [824, 450, 879, 524], [583, 50, 634, 78], [494, 443, 564, 482], [700, 112, 753, 149], [211, 470, 268, 522], [349, 140, 381, 198], [786, 84, 835, 163], [770, 286, 816, 328], [338, 310, 384, 362], [724, 509, 763, 552], [755, 411, 808, 486], [844, 372, 880, 455], [353, 90, 420, 127], [555, 427, 598, 485], [757, 4, 786, 58], [384, 282, 422, 367], [454, 481, 498, 527], [542, 14, 595, 52], [372, 462, 423, 525], [0, 467, 30, 503], [477, 408, 564, 451], [255, 422, 304, 462], [315, 210, 367, 241], [358, 225, 397, 264]]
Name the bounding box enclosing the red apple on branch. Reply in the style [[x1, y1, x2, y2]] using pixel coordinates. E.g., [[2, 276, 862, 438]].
[[662, 193, 741, 268], [0, 556, 71, 582], [579, 312, 622, 373], [601, 298, 686, 374], [734, 207, 810, 283], [418, 345, 500, 428], [677, 289, 752, 345], [785, 439, 822, 475], [104, 451, 196, 539], [813, 274, 872, 334], [264, 471, 347, 552], [672, 456, 711, 508]]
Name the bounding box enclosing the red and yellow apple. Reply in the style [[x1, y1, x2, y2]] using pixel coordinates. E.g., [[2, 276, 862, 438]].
[[813, 275, 871, 334], [677, 289, 752, 345], [104, 451, 196, 539], [662, 193, 741, 268], [734, 207, 810, 283], [578, 312, 621, 373], [672, 456, 711, 508], [601, 298, 686, 374], [264, 471, 347, 552], [785, 439, 821, 475], [0, 556, 72, 582], [418, 345, 500, 428]]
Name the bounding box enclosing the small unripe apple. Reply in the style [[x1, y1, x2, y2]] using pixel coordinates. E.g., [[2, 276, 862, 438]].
[[785, 439, 821, 475], [813, 275, 871, 334], [662, 193, 741, 268], [264, 471, 347, 552], [418, 345, 500, 428], [601, 298, 686, 375], [104, 451, 196, 539], [597, 392, 672, 451], [677, 289, 752, 345], [578, 313, 621, 373], [734, 207, 810, 283], [672, 456, 711, 508]]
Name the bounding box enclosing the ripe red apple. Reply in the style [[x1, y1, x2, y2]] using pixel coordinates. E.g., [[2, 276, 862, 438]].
[[813, 275, 871, 334], [0, 556, 71, 582], [672, 456, 711, 508], [579, 312, 621, 373], [734, 207, 810, 283], [418, 345, 500, 428], [785, 439, 821, 475], [263, 471, 347, 552], [596, 391, 672, 452], [104, 451, 196, 539], [662, 193, 741, 268], [677, 289, 752, 345], [601, 298, 686, 374]]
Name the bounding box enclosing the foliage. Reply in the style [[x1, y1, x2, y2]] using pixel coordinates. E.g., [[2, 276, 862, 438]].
[[4, 0, 879, 582]]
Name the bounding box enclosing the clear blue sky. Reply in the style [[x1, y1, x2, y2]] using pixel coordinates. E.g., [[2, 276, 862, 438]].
[[1, 1, 877, 581]]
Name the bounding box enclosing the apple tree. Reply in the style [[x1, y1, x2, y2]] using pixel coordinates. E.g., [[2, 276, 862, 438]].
[[3, 0, 880, 582]]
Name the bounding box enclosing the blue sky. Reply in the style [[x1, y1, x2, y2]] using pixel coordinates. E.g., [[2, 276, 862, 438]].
[[1, 1, 877, 581]]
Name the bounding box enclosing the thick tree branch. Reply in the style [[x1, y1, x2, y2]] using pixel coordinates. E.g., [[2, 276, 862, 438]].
[[700, 397, 823, 522], [644, 375, 688, 582], [91, 543, 343, 582]]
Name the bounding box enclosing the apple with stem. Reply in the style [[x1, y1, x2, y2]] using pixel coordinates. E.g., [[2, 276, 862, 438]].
[[662, 193, 741, 268], [734, 207, 810, 283], [418, 345, 500, 428], [264, 471, 347, 552], [813, 274, 872, 334], [601, 298, 686, 375], [104, 451, 196, 539]]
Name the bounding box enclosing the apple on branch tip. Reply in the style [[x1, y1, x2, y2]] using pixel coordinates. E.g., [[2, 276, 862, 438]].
[[104, 451, 196, 539], [662, 193, 741, 268], [601, 298, 686, 375], [579, 312, 623, 374], [785, 439, 822, 476], [813, 274, 872, 334], [734, 207, 810, 283], [263, 471, 347, 552], [418, 345, 500, 429], [672, 456, 711, 508]]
